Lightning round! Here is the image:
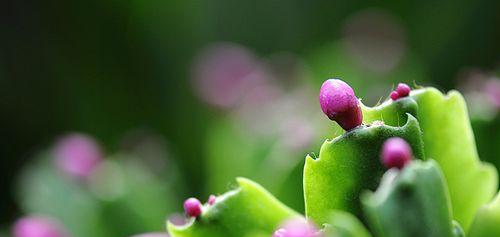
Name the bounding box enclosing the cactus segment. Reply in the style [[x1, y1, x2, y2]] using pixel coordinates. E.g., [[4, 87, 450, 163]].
[[361, 160, 458, 237], [304, 114, 425, 225], [468, 193, 500, 237], [363, 88, 498, 230], [167, 178, 299, 237]]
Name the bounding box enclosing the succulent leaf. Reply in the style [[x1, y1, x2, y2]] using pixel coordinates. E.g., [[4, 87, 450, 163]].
[[361, 160, 457, 237], [304, 114, 425, 225], [362, 88, 498, 230], [167, 178, 299, 237], [323, 210, 371, 237], [468, 193, 500, 237]]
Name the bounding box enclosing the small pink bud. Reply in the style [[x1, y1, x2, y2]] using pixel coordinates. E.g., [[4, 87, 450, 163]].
[[207, 195, 216, 205], [396, 83, 411, 97], [273, 218, 319, 237], [53, 133, 102, 179], [13, 216, 69, 237], [183, 198, 202, 217], [381, 137, 413, 169], [390, 91, 399, 100], [319, 79, 363, 131]]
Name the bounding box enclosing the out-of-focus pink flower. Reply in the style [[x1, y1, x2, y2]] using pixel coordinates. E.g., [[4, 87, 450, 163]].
[[485, 79, 500, 108], [53, 133, 103, 179], [273, 218, 320, 237], [457, 69, 499, 120], [281, 118, 314, 151], [192, 43, 265, 109], [342, 9, 406, 73], [13, 216, 69, 237], [234, 82, 283, 137]]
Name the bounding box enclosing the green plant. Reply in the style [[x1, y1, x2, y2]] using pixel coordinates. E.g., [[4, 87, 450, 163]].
[[171, 79, 499, 236]]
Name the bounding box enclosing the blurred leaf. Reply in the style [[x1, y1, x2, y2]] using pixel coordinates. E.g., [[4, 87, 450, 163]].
[[16, 153, 110, 237], [91, 157, 179, 236]]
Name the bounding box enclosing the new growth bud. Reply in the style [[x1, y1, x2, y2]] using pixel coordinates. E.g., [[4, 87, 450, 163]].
[[396, 83, 411, 97], [381, 137, 413, 169], [207, 195, 216, 205], [319, 79, 363, 131], [183, 198, 202, 217], [390, 91, 399, 100], [390, 83, 411, 101]]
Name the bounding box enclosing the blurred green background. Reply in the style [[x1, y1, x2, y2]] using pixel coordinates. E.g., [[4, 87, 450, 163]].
[[1, 0, 499, 233]]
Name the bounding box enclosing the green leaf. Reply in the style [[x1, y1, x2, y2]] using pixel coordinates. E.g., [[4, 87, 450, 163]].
[[361, 160, 457, 237], [304, 114, 425, 225], [323, 210, 372, 237], [167, 178, 299, 237], [468, 193, 500, 237], [362, 88, 498, 230]]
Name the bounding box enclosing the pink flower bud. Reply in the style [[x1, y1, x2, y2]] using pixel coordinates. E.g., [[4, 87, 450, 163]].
[[319, 79, 363, 131], [390, 91, 399, 100], [396, 83, 411, 97], [381, 137, 413, 169], [183, 198, 202, 217], [53, 133, 102, 179], [13, 216, 69, 237], [207, 195, 216, 205]]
